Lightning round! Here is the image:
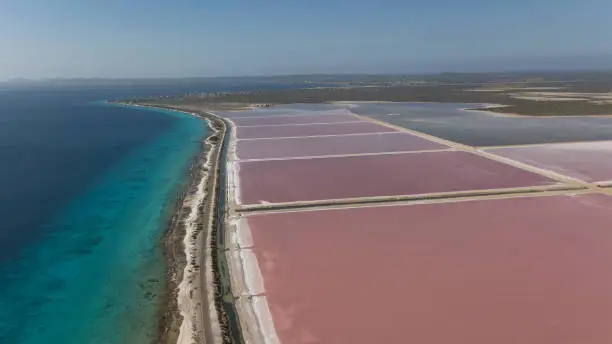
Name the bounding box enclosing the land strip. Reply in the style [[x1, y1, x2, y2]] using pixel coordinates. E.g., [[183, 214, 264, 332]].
[[113, 102, 236, 344], [125, 72, 612, 116], [118, 97, 612, 344]]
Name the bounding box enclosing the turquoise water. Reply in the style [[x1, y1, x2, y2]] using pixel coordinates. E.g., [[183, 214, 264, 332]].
[[0, 104, 207, 343]]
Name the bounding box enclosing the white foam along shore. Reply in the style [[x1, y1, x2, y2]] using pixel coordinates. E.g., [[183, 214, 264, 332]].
[[225, 117, 281, 344], [176, 118, 220, 344], [234, 219, 265, 295], [240, 223, 279, 344], [228, 214, 280, 344], [226, 119, 242, 205]]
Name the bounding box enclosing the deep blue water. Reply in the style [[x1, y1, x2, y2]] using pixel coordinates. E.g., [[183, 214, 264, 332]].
[[0, 81, 303, 343]]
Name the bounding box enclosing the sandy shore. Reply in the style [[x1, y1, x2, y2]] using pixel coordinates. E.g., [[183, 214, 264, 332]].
[[175, 119, 220, 344], [161, 113, 226, 344], [112, 102, 227, 344]]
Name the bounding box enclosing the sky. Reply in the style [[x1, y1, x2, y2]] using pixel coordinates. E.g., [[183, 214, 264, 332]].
[[1, 0, 612, 80]]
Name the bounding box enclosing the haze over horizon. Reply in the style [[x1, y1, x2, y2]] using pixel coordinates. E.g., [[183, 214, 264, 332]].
[[1, 0, 612, 80]]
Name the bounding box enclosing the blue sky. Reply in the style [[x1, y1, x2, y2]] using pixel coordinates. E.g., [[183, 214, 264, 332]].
[[1, 0, 612, 79]]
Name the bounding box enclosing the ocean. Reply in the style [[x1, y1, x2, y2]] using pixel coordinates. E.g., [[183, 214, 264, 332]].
[[0, 81, 301, 344]]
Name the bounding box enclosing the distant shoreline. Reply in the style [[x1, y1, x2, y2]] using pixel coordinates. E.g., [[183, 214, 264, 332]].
[[128, 78, 612, 117]]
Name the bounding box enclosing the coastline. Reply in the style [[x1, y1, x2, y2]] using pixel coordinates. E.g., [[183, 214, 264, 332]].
[[123, 98, 599, 344], [159, 120, 216, 344], [113, 102, 227, 344], [111, 92, 612, 344], [172, 117, 223, 344]]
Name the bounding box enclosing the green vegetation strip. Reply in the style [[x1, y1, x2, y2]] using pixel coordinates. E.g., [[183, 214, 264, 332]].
[[128, 74, 612, 116]]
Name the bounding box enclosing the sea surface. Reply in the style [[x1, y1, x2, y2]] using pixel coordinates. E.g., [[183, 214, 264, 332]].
[[0, 81, 304, 344]]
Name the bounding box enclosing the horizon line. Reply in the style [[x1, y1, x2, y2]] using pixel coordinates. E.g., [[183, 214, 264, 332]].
[[3, 68, 612, 83]]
